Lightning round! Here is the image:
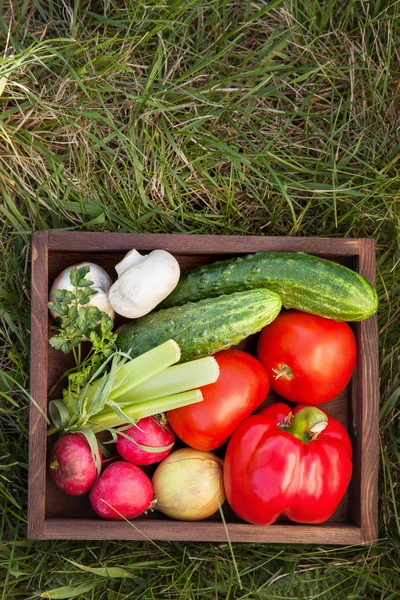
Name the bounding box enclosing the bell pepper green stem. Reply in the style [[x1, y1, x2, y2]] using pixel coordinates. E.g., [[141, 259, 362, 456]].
[[287, 406, 328, 442]]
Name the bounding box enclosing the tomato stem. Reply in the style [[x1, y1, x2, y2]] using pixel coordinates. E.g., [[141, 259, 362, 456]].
[[287, 407, 328, 442], [272, 364, 293, 381]]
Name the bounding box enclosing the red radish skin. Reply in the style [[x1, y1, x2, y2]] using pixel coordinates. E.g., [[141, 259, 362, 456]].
[[116, 416, 175, 465], [90, 461, 154, 520], [48, 433, 101, 496]]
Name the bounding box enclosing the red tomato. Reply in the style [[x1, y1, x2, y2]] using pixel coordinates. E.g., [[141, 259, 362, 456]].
[[167, 349, 269, 451], [256, 310, 357, 405]]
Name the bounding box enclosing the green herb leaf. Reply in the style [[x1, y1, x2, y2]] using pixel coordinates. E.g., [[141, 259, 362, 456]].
[[47, 266, 118, 434], [48, 301, 69, 317], [69, 266, 90, 287], [76, 287, 97, 305], [51, 289, 73, 303], [49, 335, 71, 354], [77, 278, 94, 288]]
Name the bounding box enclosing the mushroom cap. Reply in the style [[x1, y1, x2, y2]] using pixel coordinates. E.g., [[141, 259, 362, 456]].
[[109, 250, 180, 319]]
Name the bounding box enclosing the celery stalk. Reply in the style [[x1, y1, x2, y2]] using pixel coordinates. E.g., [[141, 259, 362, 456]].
[[90, 389, 203, 432], [114, 356, 219, 405], [85, 339, 181, 403]]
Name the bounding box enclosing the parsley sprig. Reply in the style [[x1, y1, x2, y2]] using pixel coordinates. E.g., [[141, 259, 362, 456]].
[[48, 266, 117, 400]]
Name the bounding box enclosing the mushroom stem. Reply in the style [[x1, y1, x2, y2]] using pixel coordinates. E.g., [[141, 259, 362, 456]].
[[115, 249, 145, 276]]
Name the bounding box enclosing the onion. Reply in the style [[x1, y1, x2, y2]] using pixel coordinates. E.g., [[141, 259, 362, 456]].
[[152, 447, 225, 521]]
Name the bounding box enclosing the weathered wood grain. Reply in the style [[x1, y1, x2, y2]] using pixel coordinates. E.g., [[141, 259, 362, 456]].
[[43, 519, 363, 544], [357, 239, 379, 544], [28, 231, 49, 539], [47, 231, 360, 256]]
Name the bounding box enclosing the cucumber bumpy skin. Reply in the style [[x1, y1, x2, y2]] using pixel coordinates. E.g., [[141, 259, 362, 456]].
[[159, 251, 378, 322], [116, 289, 282, 363]]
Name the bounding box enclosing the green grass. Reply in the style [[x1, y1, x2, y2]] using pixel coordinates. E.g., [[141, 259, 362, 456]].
[[1, 0, 399, 597]]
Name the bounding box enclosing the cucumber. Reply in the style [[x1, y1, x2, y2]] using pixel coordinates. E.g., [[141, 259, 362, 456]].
[[116, 289, 282, 363], [159, 251, 377, 322]]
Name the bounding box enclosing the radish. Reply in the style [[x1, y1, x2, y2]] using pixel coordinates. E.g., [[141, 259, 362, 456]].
[[48, 433, 101, 496], [116, 416, 175, 466], [90, 461, 154, 520]]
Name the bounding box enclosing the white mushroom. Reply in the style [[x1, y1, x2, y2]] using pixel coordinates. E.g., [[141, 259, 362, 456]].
[[49, 262, 115, 321], [109, 249, 180, 319]]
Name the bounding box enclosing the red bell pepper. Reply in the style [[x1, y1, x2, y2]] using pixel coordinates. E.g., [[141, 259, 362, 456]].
[[223, 402, 353, 525]]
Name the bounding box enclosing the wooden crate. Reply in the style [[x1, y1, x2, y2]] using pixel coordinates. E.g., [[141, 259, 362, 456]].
[[28, 231, 379, 544]]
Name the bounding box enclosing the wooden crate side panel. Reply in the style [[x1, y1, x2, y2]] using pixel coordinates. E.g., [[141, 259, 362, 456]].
[[357, 239, 379, 543], [349, 346, 361, 528], [28, 231, 49, 539], [47, 232, 360, 256], [43, 519, 363, 545]]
